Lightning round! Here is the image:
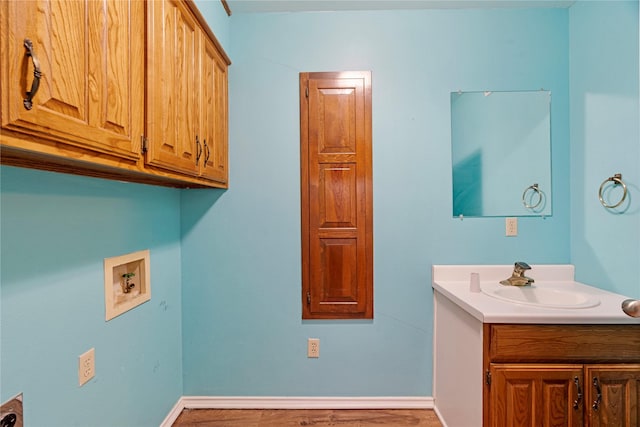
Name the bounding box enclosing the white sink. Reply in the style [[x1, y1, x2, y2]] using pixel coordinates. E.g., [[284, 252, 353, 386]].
[[481, 283, 600, 309]]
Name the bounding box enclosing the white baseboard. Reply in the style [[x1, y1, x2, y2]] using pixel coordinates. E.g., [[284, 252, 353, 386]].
[[433, 405, 449, 427], [160, 396, 435, 427]]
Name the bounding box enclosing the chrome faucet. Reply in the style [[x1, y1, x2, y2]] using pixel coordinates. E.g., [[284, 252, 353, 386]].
[[500, 262, 535, 286]]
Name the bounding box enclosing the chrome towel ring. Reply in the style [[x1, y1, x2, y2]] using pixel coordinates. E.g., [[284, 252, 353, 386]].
[[598, 173, 627, 209], [522, 183, 542, 210]]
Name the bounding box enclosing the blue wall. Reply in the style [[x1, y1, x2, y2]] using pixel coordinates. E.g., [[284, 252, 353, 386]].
[[1, 2, 638, 426], [569, 1, 640, 298], [180, 7, 572, 396], [0, 167, 183, 426]]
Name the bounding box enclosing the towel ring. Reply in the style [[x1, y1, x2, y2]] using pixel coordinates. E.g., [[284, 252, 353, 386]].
[[522, 184, 542, 209], [598, 174, 627, 209]]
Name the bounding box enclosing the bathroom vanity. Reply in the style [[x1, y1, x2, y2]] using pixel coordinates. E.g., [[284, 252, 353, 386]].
[[432, 265, 640, 427]]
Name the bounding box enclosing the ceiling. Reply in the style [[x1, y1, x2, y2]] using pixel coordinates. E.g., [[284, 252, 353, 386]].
[[226, 0, 576, 14]]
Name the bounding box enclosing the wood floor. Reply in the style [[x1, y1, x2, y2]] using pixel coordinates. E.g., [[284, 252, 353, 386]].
[[172, 409, 443, 426]]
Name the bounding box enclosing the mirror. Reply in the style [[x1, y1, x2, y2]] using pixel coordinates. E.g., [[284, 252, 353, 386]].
[[451, 90, 552, 217]]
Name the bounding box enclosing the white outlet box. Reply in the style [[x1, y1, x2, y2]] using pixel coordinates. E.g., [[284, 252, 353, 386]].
[[505, 217, 518, 236], [308, 338, 319, 358], [78, 348, 95, 386]]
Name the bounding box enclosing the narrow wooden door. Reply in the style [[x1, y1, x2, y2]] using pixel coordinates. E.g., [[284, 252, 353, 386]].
[[146, 0, 200, 176], [490, 364, 584, 427], [300, 71, 373, 319], [199, 33, 228, 183], [585, 365, 640, 427], [1, 0, 143, 160]]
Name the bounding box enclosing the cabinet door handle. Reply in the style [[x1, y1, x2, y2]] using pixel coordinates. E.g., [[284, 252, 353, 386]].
[[592, 377, 602, 411], [23, 38, 42, 110], [204, 139, 210, 164], [573, 376, 582, 410], [196, 135, 202, 164]]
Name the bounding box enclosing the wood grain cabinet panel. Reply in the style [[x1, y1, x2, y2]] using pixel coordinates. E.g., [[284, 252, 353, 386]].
[[490, 364, 584, 427], [585, 365, 640, 427], [146, 0, 200, 176], [484, 324, 640, 427], [1, 0, 230, 188], [146, 0, 229, 184], [300, 71, 373, 319], [199, 32, 228, 183], [1, 0, 144, 161]]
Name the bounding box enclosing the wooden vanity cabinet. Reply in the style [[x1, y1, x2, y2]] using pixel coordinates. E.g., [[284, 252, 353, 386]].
[[484, 324, 640, 426], [1, 0, 230, 188]]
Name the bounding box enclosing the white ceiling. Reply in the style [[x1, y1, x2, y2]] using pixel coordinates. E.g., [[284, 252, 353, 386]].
[[227, 0, 576, 14]]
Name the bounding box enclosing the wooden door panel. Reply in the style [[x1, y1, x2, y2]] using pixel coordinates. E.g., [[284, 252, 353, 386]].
[[2, 0, 142, 160], [318, 164, 358, 228], [311, 238, 360, 313], [23, 0, 85, 121], [586, 365, 640, 427], [491, 364, 584, 427], [211, 48, 228, 181], [91, 0, 131, 137], [146, 0, 199, 175], [199, 33, 227, 182], [301, 71, 372, 319], [315, 86, 357, 155]]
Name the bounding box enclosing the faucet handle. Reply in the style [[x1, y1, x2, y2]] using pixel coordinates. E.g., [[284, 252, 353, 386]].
[[514, 261, 531, 271]]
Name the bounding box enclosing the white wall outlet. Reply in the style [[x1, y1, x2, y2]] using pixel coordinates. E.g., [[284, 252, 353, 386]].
[[505, 217, 518, 236], [307, 338, 319, 358], [78, 348, 95, 386]]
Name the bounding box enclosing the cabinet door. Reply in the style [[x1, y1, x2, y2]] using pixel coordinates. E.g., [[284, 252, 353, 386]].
[[146, 0, 200, 176], [300, 71, 373, 319], [1, 0, 143, 160], [490, 364, 584, 427], [585, 365, 640, 427], [199, 33, 228, 183]]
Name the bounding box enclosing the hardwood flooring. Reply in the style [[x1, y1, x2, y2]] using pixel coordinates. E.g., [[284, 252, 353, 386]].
[[172, 409, 443, 426]]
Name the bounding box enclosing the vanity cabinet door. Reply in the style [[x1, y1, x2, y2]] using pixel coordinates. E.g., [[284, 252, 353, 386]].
[[1, 0, 144, 161], [585, 365, 640, 427], [489, 364, 584, 427]]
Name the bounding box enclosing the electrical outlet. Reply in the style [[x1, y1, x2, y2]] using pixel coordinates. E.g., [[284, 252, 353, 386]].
[[78, 348, 95, 386], [505, 217, 518, 236], [307, 338, 319, 358]]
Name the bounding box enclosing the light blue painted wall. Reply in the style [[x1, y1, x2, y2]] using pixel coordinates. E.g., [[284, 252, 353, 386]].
[[181, 8, 571, 396], [569, 1, 640, 298], [195, 0, 231, 51], [0, 166, 183, 426], [2, 2, 636, 424]]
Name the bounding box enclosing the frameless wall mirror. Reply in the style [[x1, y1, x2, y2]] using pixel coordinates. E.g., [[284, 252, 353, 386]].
[[451, 90, 552, 217]]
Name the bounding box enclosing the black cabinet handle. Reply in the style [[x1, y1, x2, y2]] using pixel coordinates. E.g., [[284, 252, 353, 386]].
[[592, 377, 602, 411], [23, 38, 42, 110], [573, 376, 582, 410], [204, 139, 210, 164], [196, 135, 202, 164]]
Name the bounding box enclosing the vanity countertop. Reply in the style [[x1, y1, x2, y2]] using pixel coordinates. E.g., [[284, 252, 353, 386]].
[[432, 264, 640, 324]]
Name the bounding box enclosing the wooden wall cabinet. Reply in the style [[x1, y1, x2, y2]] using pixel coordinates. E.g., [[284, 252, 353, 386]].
[[0, 0, 145, 163], [145, 0, 228, 184], [1, 0, 230, 188], [485, 325, 640, 427]]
